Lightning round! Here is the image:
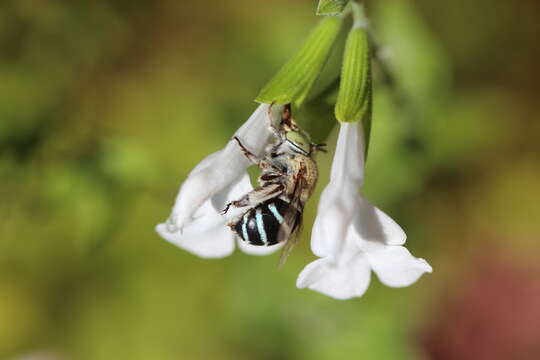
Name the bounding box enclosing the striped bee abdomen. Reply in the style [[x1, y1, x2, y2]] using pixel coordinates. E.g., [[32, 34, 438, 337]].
[[233, 198, 292, 246]]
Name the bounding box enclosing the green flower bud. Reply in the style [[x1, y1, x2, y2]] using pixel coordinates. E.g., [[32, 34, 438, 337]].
[[316, 0, 351, 16], [256, 17, 343, 106], [335, 25, 371, 123]]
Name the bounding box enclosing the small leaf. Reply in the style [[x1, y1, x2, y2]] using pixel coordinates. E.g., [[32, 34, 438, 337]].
[[335, 26, 371, 123], [256, 17, 343, 106], [317, 0, 350, 16]]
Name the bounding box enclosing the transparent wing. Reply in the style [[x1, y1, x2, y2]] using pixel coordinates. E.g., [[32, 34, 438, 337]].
[[277, 170, 307, 268]]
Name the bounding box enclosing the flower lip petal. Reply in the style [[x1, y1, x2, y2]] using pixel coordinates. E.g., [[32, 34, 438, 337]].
[[367, 246, 433, 288], [156, 213, 235, 259], [296, 256, 372, 300], [352, 197, 407, 248], [169, 151, 243, 230], [372, 206, 407, 245]]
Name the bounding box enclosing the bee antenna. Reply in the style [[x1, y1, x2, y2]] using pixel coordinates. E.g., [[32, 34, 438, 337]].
[[315, 143, 327, 153]]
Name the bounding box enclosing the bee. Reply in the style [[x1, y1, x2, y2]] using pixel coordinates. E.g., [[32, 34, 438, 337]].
[[222, 104, 326, 264]]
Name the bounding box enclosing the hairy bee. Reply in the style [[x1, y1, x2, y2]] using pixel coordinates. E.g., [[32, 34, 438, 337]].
[[222, 104, 325, 263]]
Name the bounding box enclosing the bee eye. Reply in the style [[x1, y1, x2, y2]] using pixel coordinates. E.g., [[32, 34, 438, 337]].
[[285, 132, 312, 154]]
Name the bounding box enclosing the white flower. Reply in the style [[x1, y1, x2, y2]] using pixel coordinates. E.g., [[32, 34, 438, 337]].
[[155, 104, 284, 258], [297, 122, 432, 300]]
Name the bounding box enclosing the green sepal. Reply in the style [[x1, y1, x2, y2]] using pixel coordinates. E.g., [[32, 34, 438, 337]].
[[362, 79, 372, 160], [335, 26, 371, 123], [317, 0, 350, 16], [256, 17, 343, 106]]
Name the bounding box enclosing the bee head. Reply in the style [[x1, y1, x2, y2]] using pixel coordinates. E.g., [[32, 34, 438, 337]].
[[284, 130, 312, 155], [279, 104, 325, 156]]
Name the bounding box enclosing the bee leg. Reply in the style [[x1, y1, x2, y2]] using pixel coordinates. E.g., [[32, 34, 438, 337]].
[[232, 136, 259, 164], [221, 184, 283, 214], [221, 197, 254, 215], [221, 192, 255, 215], [221, 202, 233, 215]]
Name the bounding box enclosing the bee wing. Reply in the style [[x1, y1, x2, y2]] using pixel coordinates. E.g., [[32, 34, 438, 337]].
[[277, 172, 307, 268]]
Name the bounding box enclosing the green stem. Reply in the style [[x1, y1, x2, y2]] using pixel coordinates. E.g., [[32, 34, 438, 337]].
[[351, 1, 368, 29]]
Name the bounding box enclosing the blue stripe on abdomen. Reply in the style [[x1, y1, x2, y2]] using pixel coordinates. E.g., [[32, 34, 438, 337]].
[[241, 214, 249, 242], [233, 198, 293, 246], [268, 203, 284, 224], [255, 209, 268, 245]]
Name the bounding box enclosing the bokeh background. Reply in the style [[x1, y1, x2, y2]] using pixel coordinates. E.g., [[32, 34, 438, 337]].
[[1, 0, 539, 359]]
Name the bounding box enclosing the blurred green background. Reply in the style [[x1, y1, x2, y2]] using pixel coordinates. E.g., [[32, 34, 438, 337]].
[[1, 0, 539, 359]]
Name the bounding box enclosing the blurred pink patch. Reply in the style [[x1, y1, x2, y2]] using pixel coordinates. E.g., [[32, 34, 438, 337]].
[[421, 255, 540, 360]]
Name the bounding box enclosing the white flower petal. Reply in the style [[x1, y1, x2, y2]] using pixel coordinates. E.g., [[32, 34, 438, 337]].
[[330, 121, 365, 186], [169, 152, 246, 229], [168, 151, 222, 229], [310, 122, 365, 259], [210, 173, 253, 216], [352, 197, 407, 247], [296, 255, 372, 300], [235, 103, 282, 158], [373, 207, 407, 245], [169, 104, 278, 229], [237, 239, 284, 256], [310, 201, 353, 259], [367, 246, 432, 288], [156, 213, 235, 259]]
